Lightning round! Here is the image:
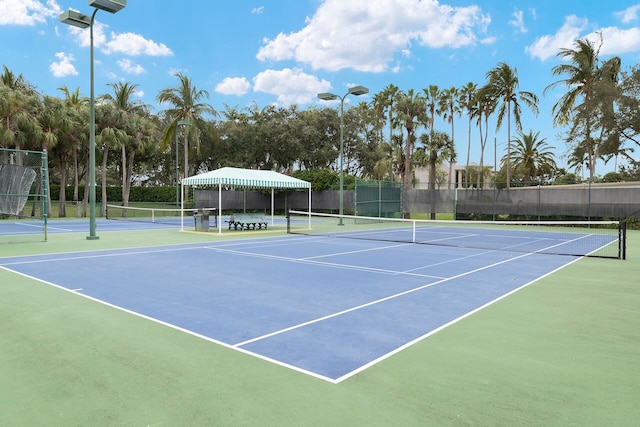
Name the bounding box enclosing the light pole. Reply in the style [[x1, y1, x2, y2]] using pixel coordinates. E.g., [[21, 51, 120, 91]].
[[318, 85, 369, 224], [175, 120, 192, 207], [60, 0, 127, 240]]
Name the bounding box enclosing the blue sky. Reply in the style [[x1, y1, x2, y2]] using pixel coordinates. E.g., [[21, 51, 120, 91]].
[[2, 0, 640, 176]]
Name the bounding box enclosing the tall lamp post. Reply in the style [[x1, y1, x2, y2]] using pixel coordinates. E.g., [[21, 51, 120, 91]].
[[175, 120, 192, 207], [318, 85, 369, 224], [60, 0, 127, 240]]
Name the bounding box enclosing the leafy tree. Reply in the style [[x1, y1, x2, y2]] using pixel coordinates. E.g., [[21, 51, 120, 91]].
[[553, 172, 581, 185]]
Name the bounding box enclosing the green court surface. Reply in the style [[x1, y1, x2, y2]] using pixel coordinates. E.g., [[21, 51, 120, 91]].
[[1, 227, 639, 426]]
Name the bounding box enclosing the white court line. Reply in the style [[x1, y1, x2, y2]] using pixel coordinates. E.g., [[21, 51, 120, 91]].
[[233, 250, 536, 348], [4, 222, 75, 232], [335, 254, 585, 383], [0, 265, 336, 383], [0, 245, 205, 266], [206, 247, 446, 279]]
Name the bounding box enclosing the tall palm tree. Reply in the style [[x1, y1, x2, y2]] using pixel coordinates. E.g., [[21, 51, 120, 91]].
[[484, 62, 539, 188], [458, 82, 477, 187], [504, 130, 557, 185], [423, 85, 440, 187], [439, 86, 460, 189], [102, 82, 151, 206], [94, 102, 128, 215], [393, 89, 427, 218], [38, 96, 72, 217], [58, 86, 88, 207], [157, 72, 216, 182], [419, 130, 454, 219], [381, 84, 400, 144], [470, 88, 496, 189], [544, 37, 621, 182], [371, 91, 387, 144]]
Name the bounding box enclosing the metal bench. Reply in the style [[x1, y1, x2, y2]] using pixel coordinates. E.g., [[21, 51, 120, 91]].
[[226, 213, 268, 230]]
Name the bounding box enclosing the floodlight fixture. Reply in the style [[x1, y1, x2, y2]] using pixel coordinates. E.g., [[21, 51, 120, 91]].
[[59, 10, 91, 28], [317, 92, 338, 101], [348, 85, 369, 96], [88, 0, 127, 13]]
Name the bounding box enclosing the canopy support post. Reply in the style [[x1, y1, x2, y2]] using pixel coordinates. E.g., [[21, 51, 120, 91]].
[[218, 182, 222, 234]]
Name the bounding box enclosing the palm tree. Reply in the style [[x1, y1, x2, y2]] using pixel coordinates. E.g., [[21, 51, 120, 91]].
[[381, 84, 400, 144], [157, 72, 216, 183], [423, 84, 440, 186], [0, 65, 41, 152], [94, 102, 128, 215], [458, 82, 477, 187], [102, 82, 151, 206], [58, 86, 88, 207], [471, 89, 496, 189], [544, 37, 621, 182], [504, 130, 557, 185], [38, 96, 72, 217], [419, 130, 455, 219], [484, 62, 539, 188], [439, 86, 460, 189], [392, 89, 427, 218]]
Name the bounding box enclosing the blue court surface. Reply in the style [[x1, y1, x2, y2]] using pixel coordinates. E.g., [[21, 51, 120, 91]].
[[0, 218, 187, 235], [0, 232, 585, 383]]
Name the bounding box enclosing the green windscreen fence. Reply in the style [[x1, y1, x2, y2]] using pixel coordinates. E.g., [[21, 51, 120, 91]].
[[0, 148, 48, 243], [355, 179, 402, 218]]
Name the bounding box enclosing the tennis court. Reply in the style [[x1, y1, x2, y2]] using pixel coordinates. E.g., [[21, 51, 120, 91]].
[[1, 213, 638, 425], [0, 213, 623, 382]]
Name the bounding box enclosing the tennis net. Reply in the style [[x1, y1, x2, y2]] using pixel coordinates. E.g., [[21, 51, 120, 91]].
[[106, 204, 217, 227], [287, 210, 627, 259]]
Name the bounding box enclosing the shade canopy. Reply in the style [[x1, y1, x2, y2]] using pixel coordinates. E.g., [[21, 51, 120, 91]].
[[180, 167, 311, 234], [181, 167, 311, 189]]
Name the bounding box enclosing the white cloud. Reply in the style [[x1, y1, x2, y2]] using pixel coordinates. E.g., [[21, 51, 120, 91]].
[[256, 0, 491, 72], [526, 14, 640, 61], [215, 77, 251, 96], [252, 68, 332, 105], [66, 20, 108, 49], [525, 15, 587, 61], [62, 22, 171, 58], [104, 32, 173, 56], [49, 51, 78, 77], [509, 10, 527, 33], [117, 58, 145, 75], [589, 26, 640, 55], [614, 4, 640, 24], [251, 6, 264, 15], [0, 0, 61, 26]]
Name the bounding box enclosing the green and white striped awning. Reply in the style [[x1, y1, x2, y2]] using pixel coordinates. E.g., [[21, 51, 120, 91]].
[[181, 167, 310, 189]]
